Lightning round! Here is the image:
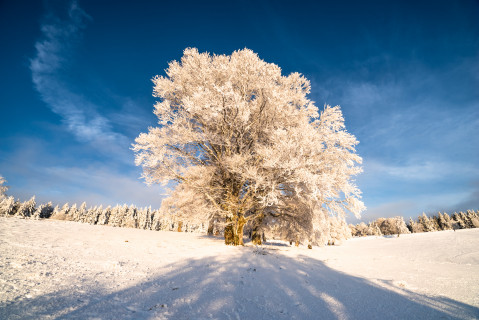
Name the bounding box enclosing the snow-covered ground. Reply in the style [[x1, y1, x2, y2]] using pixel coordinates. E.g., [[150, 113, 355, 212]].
[[1, 216, 478, 319]]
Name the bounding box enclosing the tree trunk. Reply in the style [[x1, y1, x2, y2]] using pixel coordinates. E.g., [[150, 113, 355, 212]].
[[251, 213, 264, 245], [235, 216, 246, 246], [207, 218, 214, 235], [225, 216, 246, 246], [224, 217, 235, 245]]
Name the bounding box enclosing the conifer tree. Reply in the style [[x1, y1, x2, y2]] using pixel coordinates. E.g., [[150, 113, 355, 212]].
[[407, 218, 415, 233], [0, 176, 8, 201], [16, 196, 36, 217], [0, 196, 16, 216], [97, 205, 109, 225], [33, 202, 54, 219], [469, 210, 479, 228], [443, 213, 453, 230], [69, 203, 79, 221], [431, 214, 441, 231], [418, 213, 435, 232], [78, 202, 87, 222]]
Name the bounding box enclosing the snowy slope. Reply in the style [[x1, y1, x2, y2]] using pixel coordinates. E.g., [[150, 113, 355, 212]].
[[1, 216, 478, 319]]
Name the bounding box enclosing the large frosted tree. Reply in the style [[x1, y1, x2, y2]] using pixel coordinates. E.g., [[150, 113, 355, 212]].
[[133, 48, 365, 245]]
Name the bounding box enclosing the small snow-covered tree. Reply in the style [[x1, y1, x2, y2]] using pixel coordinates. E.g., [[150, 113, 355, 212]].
[[87, 206, 101, 224], [442, 212, 453, 230], [0, 176, 8, 201], [97, 205, 110, 225], [123, 204, 138, 228], [0, 196, 16, 216], [108, 205, 122, 227], [78, 202, 87, 222], [452, 212, 466, 229], [133, 48, 365, 245], [376, 217, 410, 236], [470, 210, 479, 228], [16, 196, 36, 218], [350, 221, 382, 237], [69, 203, 79, 221], [51, 205, 60, 217], [33, 202, 54, 219], [352, 222, 367, 236], [138, 206, 152, 230], [407, 218, 414, 233], [461, 211, 474, 228], [61, 203, 71, 219], [434, 212, 447, 230], [418, 213, 435, 232], [0, 177, 15, 216], [51, 203, 68, 220]]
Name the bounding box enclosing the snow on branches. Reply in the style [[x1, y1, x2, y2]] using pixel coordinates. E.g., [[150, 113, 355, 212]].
[[0, 176, 8, 200], [133, 48, 365, 246]]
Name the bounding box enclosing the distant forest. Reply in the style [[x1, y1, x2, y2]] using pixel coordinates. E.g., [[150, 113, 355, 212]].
[[350, 211, 479, 237], [1, 193, 478, 244]]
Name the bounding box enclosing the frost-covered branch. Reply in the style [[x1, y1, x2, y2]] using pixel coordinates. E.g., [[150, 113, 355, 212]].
[[133, 48, 365, 245]]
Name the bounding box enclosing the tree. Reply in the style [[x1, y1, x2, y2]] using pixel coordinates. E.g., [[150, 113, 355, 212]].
[[133, 48, 365, 245], [442, 212, 453, 230], [376, 217, 410, 236], [435, 212, 448, 231], [0, 176, 16, 216], [78, 202, 88, 222], [407, 218, 415, 233], [33, 202, 54, 219], [0, 196, 16, 216], [452, 212, 466, 229], [470, 210, 479, 228], [418, 213, 435, 232], [16, 196, 36, 218], [0, 176, 8, 201]]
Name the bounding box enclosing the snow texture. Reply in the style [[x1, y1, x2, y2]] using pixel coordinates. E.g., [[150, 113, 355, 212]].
[[1, 216, 478, 319]]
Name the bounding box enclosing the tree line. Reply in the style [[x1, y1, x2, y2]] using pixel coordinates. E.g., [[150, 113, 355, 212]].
[[350, 211, 479, 237], [0, 194, 351, 246], [0, 194, 209, 233], [2, 176, 477, 243], [1, 183, 477, 245], [0, 175, 352, 245]]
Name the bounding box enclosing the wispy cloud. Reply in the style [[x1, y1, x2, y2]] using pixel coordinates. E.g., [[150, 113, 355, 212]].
[[357, 189, 475, 222], [363, 159, 478, 182], [1, 137, 164, 208], [29, 1, 129, 154]]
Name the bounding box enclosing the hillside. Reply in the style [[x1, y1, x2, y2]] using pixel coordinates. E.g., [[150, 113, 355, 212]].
[[1, 217, 478, 319]]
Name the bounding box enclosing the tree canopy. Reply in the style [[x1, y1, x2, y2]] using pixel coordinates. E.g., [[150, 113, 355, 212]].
[[133, 48, 365, 245]]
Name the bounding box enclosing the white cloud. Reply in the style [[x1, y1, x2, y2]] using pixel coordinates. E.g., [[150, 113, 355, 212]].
[[29, 1, 129, 155], [358, 200, 417, 222], [40, 165, 165, 208], [1, 137, 165, 208], [362, 158, 478, 182], [354, 190, 475, 223]]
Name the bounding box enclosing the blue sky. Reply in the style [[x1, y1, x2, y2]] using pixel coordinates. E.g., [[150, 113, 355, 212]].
[[1, 0, 478, 222]]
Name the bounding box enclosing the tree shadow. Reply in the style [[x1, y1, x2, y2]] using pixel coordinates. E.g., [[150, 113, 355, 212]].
[[3, 247, 478, 320]]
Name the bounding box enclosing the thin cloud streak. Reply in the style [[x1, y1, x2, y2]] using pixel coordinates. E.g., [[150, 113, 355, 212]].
[[29, 1, 129, 154], [363, 159, 479, 182]]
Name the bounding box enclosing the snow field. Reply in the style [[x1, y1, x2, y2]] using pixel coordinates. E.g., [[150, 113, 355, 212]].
[[1, 216, 478, 319]]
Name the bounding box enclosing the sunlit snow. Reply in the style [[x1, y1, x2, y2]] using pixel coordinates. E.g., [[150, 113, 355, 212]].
[[1, 217, 478, 319]]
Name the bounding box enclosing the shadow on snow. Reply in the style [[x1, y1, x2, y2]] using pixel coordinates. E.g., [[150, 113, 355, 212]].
[[3, 247, 479, 320]]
